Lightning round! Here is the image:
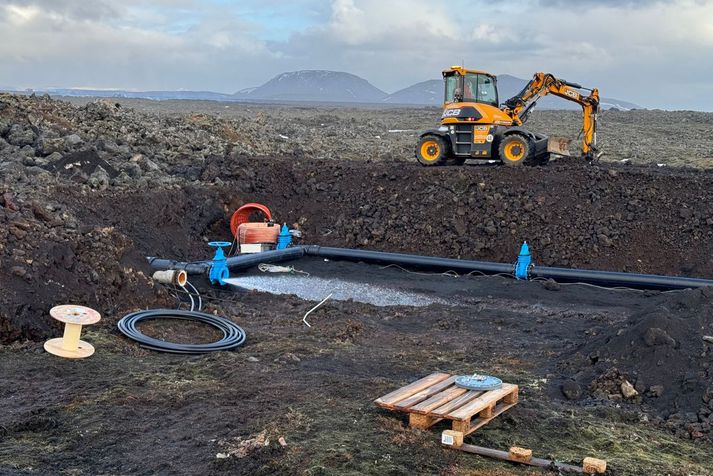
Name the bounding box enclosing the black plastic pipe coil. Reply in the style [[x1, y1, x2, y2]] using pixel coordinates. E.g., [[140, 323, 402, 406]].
[[117, 309, 246, 354]]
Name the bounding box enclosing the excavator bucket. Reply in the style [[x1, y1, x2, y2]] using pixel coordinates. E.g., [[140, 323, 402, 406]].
[[547, 136, 572, 156]]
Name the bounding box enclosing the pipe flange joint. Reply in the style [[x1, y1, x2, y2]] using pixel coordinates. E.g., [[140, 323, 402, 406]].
[[208, 241, 232, 285], [515, 241, 532, 280]]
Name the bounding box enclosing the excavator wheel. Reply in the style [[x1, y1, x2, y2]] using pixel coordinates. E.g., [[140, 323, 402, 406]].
[[416, 135, 448, 166], [498, 134, 532, 167]]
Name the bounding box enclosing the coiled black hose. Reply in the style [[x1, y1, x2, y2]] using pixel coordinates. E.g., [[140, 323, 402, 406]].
[[117, 309, 246, 354]]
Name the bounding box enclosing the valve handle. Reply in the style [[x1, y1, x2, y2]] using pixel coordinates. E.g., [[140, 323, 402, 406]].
[[208, 241, 232, 248]]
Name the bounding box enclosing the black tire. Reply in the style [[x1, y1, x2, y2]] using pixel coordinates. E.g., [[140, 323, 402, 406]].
[[497, 134, 532, 167], [415, 135, 449, 166]]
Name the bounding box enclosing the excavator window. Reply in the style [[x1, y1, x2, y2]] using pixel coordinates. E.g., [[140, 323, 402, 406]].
[[444, 71, 498, 107], [482, 76, 498, 105], [444, 74, 459, 103], [463, 74, 498, 106]]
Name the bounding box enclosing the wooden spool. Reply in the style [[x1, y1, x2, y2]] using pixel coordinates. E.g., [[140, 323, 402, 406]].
[[44, 305, 101, 359]]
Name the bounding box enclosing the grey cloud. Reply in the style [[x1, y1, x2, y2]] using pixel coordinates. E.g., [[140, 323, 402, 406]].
[[0, 0, 711, 110], [536, 0, 664, 5], [2, 0, 121, 20]]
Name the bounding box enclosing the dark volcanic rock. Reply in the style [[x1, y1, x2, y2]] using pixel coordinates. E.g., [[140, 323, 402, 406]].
[[6, 124, 35, 147], [644, 327, 677, 347], [562, 380, 582, 400], [45, 149, 118, 179]]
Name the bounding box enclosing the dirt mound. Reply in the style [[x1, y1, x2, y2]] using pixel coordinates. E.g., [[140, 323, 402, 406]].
[[0, 184, 224, 344], [562, 287, 713, 439], [0, 201, 157, 343]]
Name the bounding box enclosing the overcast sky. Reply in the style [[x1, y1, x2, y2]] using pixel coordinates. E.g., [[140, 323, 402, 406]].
[[1, 0, 711, 110]]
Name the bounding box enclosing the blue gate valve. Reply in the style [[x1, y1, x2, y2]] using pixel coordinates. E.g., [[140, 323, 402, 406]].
[[515, 241, 532, 280], [276, 223, 292, 250], [208, 241, 231, 285]]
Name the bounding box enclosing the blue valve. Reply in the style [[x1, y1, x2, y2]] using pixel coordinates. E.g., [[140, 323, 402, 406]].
[[276, 223, 292, 250], [208, 241, 231, 285], [515, 241, 531, 280]]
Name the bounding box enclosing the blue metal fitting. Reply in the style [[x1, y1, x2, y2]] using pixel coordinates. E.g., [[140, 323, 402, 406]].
[[515, 241, 531, 280], [208, 241, 231, 285], [276, 223, 292, 250]]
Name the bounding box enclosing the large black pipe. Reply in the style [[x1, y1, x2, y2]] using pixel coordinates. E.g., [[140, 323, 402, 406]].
[[147, 245, 713, 291], [225, 247, 306, 271], [302, 245, 514, 274], [302, 246, 713, 290], [530, 265, 713, 290], [146, 257, 210, 275], [147, 247, 306, 274]]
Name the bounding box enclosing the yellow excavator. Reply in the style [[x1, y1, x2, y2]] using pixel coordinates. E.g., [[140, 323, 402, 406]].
[[415, 66, 600, 166]]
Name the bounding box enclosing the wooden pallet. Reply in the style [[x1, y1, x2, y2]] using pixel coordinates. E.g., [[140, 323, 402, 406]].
[[374, 372, 518, 438]]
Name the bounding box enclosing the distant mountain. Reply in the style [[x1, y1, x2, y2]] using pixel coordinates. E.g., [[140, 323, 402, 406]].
[[384, 74, 639, 110], [235, 87, 257, 95], [383, 80, 442, 105], [235, 70, 387, 103], [4, 88, 238, 101], [1, 70, 640, 109]]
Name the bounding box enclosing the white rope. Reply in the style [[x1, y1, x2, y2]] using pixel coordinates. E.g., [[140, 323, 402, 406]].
[[185, 280, 202, 311], [302, 293, 332, 328], [258, 263, 310, 276], [228, 236, 239, 257], [531, 276, 683, 294], [381, 263, 514, 280], [379, 263, 459, 278], [180, 284, 195, 311]]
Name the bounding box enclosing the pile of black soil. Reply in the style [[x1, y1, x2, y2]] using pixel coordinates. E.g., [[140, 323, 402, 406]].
[[561, 286, 713, 439], [0, 186, 222, 344]]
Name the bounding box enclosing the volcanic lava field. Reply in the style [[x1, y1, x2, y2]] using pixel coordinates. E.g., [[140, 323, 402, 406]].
[[1, 94, 713, 475]]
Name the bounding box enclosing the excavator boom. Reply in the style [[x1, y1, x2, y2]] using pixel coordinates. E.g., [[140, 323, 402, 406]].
[[504, 73, 600, 158]]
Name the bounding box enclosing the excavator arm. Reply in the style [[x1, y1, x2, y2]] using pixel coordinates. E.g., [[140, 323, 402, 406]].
[[504, 73, 600, 159]]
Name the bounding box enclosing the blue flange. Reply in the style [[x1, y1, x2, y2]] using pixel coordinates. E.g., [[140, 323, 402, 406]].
[[515, 241, 531, 280], [208, 241, 231, 285], [276, 223, 292, 250], [455, 374, 503, 391]]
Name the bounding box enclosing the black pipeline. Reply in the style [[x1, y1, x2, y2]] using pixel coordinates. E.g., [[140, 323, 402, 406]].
[[147, 246, 306, 275], [147, 245, 713, 291]]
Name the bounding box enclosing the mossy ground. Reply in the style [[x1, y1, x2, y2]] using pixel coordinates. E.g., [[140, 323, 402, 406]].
[[2, 285, 710, 475]]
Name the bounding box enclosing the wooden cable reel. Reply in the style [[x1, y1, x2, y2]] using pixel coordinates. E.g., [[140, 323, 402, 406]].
[[44, 305, 101, 359]]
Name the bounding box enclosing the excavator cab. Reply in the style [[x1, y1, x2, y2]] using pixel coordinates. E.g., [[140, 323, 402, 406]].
[[444, 69, 499, 107]]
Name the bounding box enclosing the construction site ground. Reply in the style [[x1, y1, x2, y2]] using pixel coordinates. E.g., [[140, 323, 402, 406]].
[[1, 94, 713, 475]]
